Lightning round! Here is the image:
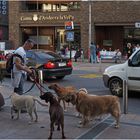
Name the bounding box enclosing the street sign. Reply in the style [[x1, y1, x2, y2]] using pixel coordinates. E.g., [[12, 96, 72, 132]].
[[66, 32, 74, 42], [135, 22, 140, 28], [65, 21, 74, 30]]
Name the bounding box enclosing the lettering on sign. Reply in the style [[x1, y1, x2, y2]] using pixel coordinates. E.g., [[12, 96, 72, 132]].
[[20, 14, 74, 21]]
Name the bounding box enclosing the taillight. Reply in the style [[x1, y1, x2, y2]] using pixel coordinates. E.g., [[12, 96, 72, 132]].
[[67, 60, 72, 67], [44, 62, 55, 69]]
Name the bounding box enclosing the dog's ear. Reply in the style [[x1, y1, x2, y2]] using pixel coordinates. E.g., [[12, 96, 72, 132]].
[[54, 83, 58, 87]]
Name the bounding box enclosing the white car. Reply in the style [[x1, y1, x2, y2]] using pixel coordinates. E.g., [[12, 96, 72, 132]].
[[103, 48, 140, 96]]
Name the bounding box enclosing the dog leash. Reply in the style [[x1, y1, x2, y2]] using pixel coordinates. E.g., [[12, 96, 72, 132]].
[[23, 82, 36, 94]]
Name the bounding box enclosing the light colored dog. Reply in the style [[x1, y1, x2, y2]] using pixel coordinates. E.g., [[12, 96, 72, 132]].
[[48, 83, 77, 111], [64, 90, 121, 128], [11, 92, 48, 124]]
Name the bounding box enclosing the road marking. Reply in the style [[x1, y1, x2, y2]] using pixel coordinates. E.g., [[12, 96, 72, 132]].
[[79, 74, 102, 78]]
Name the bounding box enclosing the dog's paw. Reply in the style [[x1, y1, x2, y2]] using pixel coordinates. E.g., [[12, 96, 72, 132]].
[[114, 124, 119, 129], [11, 116, 14, 119], [75, 113, 81, 118], [78, 120, 82, 124], [28, 121, 33, 125], [62, 136, 66, 139], [48, 136, 52, 139], [34, 119, 38, 122], [77, 124, 83, 128]]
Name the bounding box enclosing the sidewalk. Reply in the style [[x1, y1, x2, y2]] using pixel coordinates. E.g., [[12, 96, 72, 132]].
[[1, 61, 140, 139]]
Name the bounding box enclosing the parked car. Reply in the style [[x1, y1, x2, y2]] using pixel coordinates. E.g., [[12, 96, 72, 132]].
[[26, 49, 72, 80], [103, 48, 140, 96]]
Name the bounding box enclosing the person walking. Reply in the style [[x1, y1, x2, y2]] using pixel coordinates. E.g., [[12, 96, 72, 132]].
[[11, 39, 35, 95], [126, 43, 133, 59], [89, 42, 96, 63], [96, 44, 100, 63]]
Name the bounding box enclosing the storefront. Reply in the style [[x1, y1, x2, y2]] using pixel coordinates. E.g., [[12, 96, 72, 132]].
[[8, 1, 140, 58], [9, 1, 81, 52]]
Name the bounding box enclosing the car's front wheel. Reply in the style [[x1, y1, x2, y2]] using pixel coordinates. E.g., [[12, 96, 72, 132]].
[[109, 77, 123, 97]]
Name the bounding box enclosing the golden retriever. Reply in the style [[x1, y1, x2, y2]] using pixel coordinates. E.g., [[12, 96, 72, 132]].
[[64, 90, 121, 128], [48, 83, 77, 111], [11, 92, 48, 124]]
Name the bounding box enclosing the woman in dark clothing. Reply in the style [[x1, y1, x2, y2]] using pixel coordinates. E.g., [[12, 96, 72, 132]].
[[74, 48, 81, 62]]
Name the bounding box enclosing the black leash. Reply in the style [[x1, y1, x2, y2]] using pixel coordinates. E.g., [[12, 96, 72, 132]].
[[23, 82, 36, 94]]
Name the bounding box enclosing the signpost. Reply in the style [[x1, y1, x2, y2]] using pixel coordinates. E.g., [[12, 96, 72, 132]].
[[65, 21, 74, 60], [66, 32, 74, 60]]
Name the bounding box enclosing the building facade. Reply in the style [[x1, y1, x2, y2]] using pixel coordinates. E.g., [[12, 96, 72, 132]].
[[9, 1, 140, 57]]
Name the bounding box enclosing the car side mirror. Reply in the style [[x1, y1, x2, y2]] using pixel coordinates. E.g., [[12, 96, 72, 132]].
[[128, 59, 132, 66]]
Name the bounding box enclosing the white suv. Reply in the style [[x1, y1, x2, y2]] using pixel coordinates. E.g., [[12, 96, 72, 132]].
[[103, 48, 140, 96]]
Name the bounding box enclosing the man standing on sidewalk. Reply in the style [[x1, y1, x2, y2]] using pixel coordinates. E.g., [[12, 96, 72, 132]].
[[11, 39, 35, 95], [89, 42, 96, 63]]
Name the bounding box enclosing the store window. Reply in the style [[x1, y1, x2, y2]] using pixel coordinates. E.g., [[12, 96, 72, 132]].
[[21, 1, 80, 12], [124, 28, 140, 39]]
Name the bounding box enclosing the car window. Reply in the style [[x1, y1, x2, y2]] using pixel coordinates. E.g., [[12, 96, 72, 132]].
[[47, 52, 62, 59], [26, 51, 33, 58], [131, 50, 140, 66], [35, 51, 61, 60]]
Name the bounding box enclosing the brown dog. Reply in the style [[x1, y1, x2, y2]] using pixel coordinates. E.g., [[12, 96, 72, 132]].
[[48, 83, 77, 111], [64, 90, 121, 128], [40, 92, 66, 139]]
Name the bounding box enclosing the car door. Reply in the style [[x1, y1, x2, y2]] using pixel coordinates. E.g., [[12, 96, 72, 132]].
[[127, 50, 140, 90]]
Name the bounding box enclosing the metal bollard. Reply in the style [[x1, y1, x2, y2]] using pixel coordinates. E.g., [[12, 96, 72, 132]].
[[99, 58, 102, 72], [38, 70, 43, 94], [123, 79, 128, 114]]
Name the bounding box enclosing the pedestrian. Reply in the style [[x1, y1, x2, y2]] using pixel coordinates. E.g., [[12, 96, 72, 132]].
[[126, 43, 132, 59], [96, 44, 100, 63], [11, 39, 35, 95], [114, 49, 122, 63], [74, 48, 81, 62], [89, 42, 96, 63]]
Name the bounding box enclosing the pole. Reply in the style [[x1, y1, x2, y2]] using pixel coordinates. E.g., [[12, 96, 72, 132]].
[[38, 70, 43, 95], [69, 41, 72, 60], [123, 79, 128, 114], [88, 0, 91, 62]]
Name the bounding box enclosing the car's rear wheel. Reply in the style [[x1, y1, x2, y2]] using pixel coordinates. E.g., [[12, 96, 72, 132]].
[[109, 78, 123, 97], [56, 76, 65, 79]]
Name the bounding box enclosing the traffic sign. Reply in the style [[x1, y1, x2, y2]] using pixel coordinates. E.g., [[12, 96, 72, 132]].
[[66, 32, 74, 42], [65, 21, 74, 30], [135, 22, 140, 28]]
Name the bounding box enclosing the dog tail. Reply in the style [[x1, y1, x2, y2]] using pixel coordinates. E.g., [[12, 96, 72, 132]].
[[33, 97, 48, 106], [79, 88, 88, 94]]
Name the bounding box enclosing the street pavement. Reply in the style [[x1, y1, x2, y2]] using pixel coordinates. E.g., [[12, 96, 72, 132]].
[[1, 60, 140, 139]]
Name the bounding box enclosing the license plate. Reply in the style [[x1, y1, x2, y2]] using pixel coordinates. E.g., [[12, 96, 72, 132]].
[[58, 62, 66, 67]]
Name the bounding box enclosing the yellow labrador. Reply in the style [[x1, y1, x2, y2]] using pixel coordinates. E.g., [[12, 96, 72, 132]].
[[11, 92, 48, 124]]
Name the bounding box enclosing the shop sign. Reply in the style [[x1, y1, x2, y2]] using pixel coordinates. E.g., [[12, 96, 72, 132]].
[[66, 32, 74, 42], [20, 14, 74, 22], [65, 21, 74, 30], [135, 22, 140, 28]]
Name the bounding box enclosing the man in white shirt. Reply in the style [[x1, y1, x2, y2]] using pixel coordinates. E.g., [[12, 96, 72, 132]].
[[12, 39, 35, 95]]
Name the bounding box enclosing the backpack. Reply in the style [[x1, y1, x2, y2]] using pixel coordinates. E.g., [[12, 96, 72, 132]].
[[6, 53, 24, 73]]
